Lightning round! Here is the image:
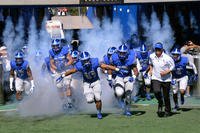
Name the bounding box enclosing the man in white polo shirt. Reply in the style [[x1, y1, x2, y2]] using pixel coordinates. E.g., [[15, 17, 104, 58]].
[[149, 42, 175, 117]]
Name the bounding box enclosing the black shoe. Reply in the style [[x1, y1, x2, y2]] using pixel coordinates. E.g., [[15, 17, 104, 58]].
[[164, 112, 172, 117], [181, 97, 185, 105], [157, 106, 163, 117], [173, 104, 180, 112]]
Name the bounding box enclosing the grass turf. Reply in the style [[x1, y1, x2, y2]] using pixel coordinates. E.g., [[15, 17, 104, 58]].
[[0, 105, 200, 133]]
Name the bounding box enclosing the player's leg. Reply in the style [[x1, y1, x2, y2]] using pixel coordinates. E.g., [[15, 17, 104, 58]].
[[124, 77, 134, 116], [132, 79, 140, 103], [83, 82, 95, 103], [144, 74, 151, 100], [24, 80, 31, 95], [179, 76, 188, 105], [63, 75, 73, 108], [15, 78, 24, 100], [114, 76, 125, 110], [172, 79, 179, 111], [92, 80, 103, 119]]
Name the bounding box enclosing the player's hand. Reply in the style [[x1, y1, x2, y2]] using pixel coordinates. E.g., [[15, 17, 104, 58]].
[[171, 79, 176, 85], [143, 73, 148, 79], [128, 77, 135, 83], [56, 74, 65, 83], [29, 86, 35, 95], [10, 83, 14, 91], [193, 74, 198, 82], [160, 70, 169, 77]]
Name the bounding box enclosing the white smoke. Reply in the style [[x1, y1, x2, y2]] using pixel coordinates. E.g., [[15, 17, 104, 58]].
[[65, 30, 73, 45], [13, 16, 25, 52], [78, 17, 123, 111], [178, 11, 187, 30], [149, 10, 162, 45], [160, 11, 175, 52], [141, 13, 150, 46], [190, 12, 199, 34], [38, 16, 51, 57], [128, 13, 138, 36], [27, 16, 39, 57], [3, 16, 15, 55], [17, 15, 63, 116], [79, 17, 123, 60], [141, 10, 175, 52]]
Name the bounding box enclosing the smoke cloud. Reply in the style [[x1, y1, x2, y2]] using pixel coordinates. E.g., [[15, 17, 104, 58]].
[[141, 10, 175, 52]]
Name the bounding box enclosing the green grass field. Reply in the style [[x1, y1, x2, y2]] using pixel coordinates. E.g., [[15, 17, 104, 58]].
[[0, 105, 200, 133]]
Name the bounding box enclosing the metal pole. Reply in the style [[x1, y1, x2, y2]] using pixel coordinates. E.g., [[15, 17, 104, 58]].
[[0, 63, 5, 105], [193, 54, 200, 97]]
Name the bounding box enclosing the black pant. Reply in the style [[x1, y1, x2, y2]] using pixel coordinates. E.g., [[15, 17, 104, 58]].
[[152, 80, 171, 113]]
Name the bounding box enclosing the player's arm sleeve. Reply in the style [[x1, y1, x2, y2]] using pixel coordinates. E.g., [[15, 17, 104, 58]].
[[10, 68, 14, 78], [66, 53, 73, 66], [100, 62, 119, 71], [136, 58, 141, 72], [9, 62, 14, 78], [132, 60, 138, 77], [27, 66, 33, 80], [180, 46, 187, 54], [63, 68, 78, 77]]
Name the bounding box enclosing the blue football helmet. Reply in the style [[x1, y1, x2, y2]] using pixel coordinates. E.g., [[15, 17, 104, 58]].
[[107, 47, 117, 56], [51, 39, 61, 53], [140, 44, 147, 53], [154, 42, 163, 50], [80, 51, 91, 69], [15, 52, 24, 65], [71, 50, 79, 63], [171, 48, 181, 62], [118, 44, 128, 60]]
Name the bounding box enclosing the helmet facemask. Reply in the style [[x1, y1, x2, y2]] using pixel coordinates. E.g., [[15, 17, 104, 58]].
[[118, 51, 128, 60], [15, 57, 23, 65], [52, 44, 61, 53], [82, 59, 91, 70], [172, 54, 181, 62]]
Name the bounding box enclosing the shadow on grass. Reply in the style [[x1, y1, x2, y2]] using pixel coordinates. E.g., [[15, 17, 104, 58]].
[[157, 111, 181, 118], [180, 108, 192, 112], [131, 110, 146, 116], [90, 113, 110, 118]]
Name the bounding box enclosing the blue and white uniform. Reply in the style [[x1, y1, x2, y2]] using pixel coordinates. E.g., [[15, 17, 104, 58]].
[[49, 45, 70, 73], [75, 58, 101, 102], [49, 45, 72, 89], [136, 51, 151, 86], [10, 60, 32, 94], [172, 56, 197, 94], [111, 44, 138, 116], [112, 49, 137, 95]]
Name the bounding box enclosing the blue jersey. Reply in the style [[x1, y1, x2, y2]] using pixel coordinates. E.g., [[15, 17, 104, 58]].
[[10, 60, 29, 80], [172, 56, 188, 79], [49, 46, 69, 72], [103, 55, 113, 65], [75, 58, 100, 83], [136, 51, 151, 72], [112, 50, 136, 77]]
